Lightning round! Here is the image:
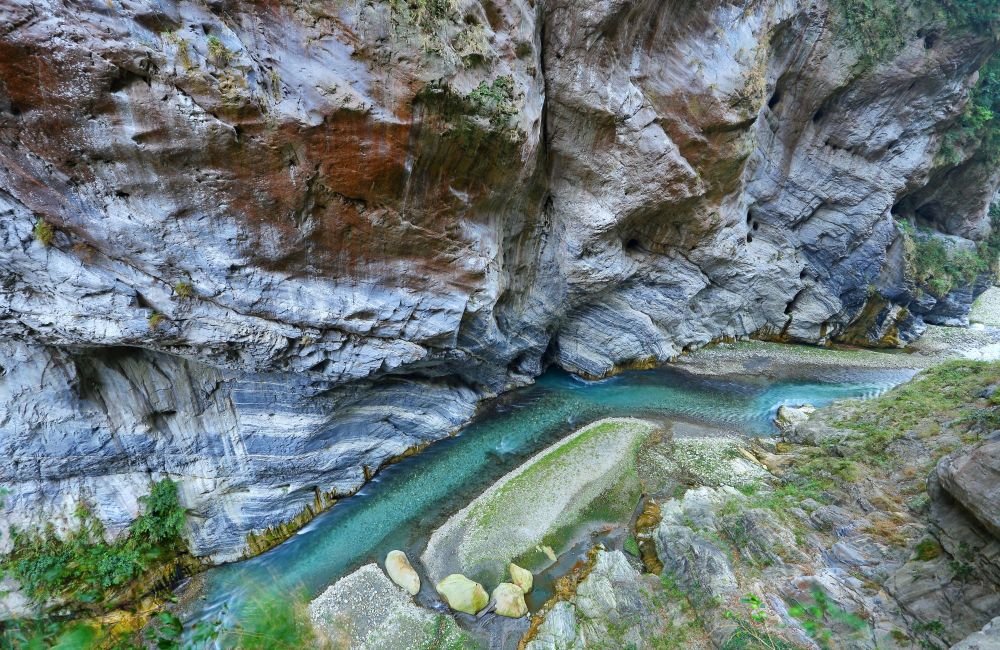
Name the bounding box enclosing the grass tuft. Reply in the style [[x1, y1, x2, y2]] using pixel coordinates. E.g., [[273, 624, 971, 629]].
[[33, 218, 55, 246]]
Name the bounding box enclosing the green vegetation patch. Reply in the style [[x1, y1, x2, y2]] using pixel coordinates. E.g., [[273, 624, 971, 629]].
[[830, 0, 999, 70], [838, 359, 1000, 463], [220, 592, 323, 650], [940, 54, 1000, 165], [389, 0, 454, 32], [206, 35, 232, 67], [828, 0, 907, 68], [173, 280, 193, 299], [0, 479, 186, 611], [899, 219, 999, 298], [914, 537, 943, 561], [787, 587, 867, 648], [465, 76, 519, 128], [722, 593, 800, 650], [33, 218, 55, 246]]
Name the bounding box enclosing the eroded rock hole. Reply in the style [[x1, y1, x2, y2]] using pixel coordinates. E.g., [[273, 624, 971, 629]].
[[768, 90, 781, 109], [924, 32, 939, 49], [752, 222, 759, 231], [812, 108, 825, 123], [108, 68, 148, 93], [746, 233, 753, 243]]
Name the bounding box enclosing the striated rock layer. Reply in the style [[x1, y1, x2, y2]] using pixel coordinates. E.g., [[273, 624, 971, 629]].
[[0, 0, 997, 563]]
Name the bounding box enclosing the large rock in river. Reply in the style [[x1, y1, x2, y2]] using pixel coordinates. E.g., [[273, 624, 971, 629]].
[[510, 563, 533, 594], [385, 550, 420, 596], [435, 574, 488, 616], [493, 582, 528, 618], [422, 418, 658, 585]]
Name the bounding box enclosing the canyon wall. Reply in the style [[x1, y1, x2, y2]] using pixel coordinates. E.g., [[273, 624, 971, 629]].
[[0, 0, 996, 564]]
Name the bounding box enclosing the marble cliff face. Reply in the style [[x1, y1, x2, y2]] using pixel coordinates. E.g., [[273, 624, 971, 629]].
[[0, 0, 996, 562]]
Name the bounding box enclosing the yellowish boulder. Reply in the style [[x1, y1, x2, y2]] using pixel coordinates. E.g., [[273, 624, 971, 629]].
[[492, 582, 528, 618], [509, 563, 533, 594], [385, 550, 420, 595], [435, 574, 488, 615]]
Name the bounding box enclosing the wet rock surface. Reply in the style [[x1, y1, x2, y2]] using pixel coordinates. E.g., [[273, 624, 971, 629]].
[[385, 550, 421, 596], [0, 0, 998, 569]]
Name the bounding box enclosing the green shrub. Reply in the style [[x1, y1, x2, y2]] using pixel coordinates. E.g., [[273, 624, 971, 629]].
[[0, 479, 186, 609], [207, 35, 232, 67], [466, 76, 518, 128], [899, 221, 994, 298], [173, 281, 193, 299], [722, 594, 798, 650], [913, 619, 947, 636], [788, 587, 866, 648], [33, 218, 55, 246], [914, 538, 943, 561], [219, 591, 323, 650]]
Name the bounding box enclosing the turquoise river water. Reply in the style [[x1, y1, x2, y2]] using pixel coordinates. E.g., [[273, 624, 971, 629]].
[[181, 360, 915, 628]]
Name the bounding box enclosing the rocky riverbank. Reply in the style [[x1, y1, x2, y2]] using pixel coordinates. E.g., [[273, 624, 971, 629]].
[[301, 356, 1000, 649], [520, 359, 1000, 649]]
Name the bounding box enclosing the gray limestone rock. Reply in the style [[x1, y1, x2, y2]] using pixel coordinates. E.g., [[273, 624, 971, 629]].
[[953, 617, 1000, 650], [523, 550, 668, 650], [0, 0, 997, 571], [937, 440, 1000, 539], [308, 564, 471, 650]]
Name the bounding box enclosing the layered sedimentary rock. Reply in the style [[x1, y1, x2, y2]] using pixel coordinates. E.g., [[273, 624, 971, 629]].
[[937, 437, 1000, 539], [0, 0, 997, 563]]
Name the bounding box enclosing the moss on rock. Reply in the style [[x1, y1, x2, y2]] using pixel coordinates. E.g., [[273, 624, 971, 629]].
[[422, 418, 659, 586]]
